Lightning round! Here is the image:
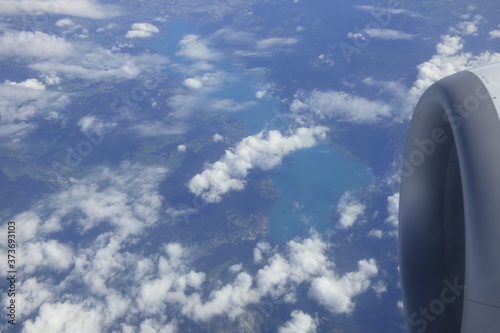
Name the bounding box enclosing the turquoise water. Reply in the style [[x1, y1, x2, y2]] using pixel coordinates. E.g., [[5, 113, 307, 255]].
[[145, 20, 374, 242], [270, 145, 373, 242]]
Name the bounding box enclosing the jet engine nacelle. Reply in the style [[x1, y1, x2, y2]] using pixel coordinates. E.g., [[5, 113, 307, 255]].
[[399, 63, 500, 333]]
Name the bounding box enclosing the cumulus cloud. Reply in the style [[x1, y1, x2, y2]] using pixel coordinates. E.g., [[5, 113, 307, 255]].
[[0, 31, 167, 82], [29, 50, 167, 81], [17, 162, 168, 243], [253, 242, 271, 263], [0, 31, 74, 60], [6, 78, 45, 90], [213, 133, 224, 142], [176, 34, 222, 61], [385, 192, 399, 229], [337, 191, 366, 229], [289, 90, 392, 125], [0, 80, 70, 123], [490, 29, 500, 39], [308, 258, 378, 313], [0, 0, 123, 19], [279, 311, 318, 333], [348, 28, 415, 40], [178, 232, 377, 321], [188, 126, 328, 203], [368, 192, 399, 239], [55, 18, 74, 27], [126, 23, 160, 38], [3, 182, 377, 333], [182, 71, 228, 92], [449, 14, 483, 36], [409, 34, 500, 106], [367, 229, 383, 239], [435, 35, 463, 56], [295, 33, 500, 125], [183, 77, 203, 89], [0, 162, 172, 331]]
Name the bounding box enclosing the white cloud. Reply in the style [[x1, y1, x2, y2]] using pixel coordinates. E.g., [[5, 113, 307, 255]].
[[178, 232, 377, 320], [29, 51, 165, 81], [279, 311, 318, 333], [126, 23, 160, 39], [42, 74, 62, 85], [0, 0, 123, 19], [213, 133, 224, 142], [386, 192, 399, 229], [356, 5, 421, 18], [358, 33, 500, 124], [55, 18, 74, 27], [20, 240, 74, 274], [308, 258, 378, 313], [177, 144, 187, 152], [0, 81, 70, 123], [316, 53, 335, 66], [176, 34, 222, 61], [0, 31, 168, 82], [3, 196, 377, 332], [0, 31, 74, 60], [13, 162, 168, 245], [183, 77, 203, 89], [409, 35, 500, 110], [166, 93, 201, 119], [23, 302, 103, 332], [435, 35, 463, 56], [188, 126, 328, 203], [337, 192, 366, 229], [489, 29, 500, 39], [255, 90, 266, 99], [449, 14, 483, 36], [0, 122, 36, 147], [181, 71, 227, 92], [256, 37, 298, 49], [210, 27, 256, 45], [209, 99, 257, 112], [371, 280, 388, 297], [6, 78, 45, 90], [210, 27, 299, 58], [253, 242, 271, 263], [77, 115, 116, 136], [289, 90, 392, 125], [347, 32, 364, 40], [363, 28, 415, 40], [368, 229, 383, 239]]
